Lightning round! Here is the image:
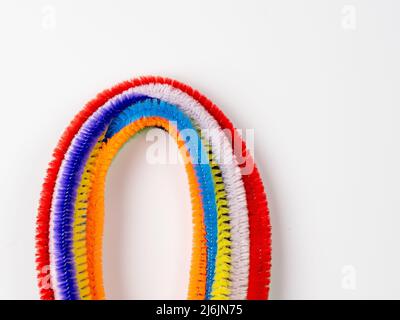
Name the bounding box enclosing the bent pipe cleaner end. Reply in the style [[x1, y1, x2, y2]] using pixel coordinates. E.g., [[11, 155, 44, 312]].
[[35, 76, 271, 300]]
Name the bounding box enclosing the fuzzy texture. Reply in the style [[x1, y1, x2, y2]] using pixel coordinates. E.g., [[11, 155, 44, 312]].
[[50, 94, 148, 299], [51, 98, 220, 300], [72, 129, 208, 300], [73, 134, 105, 300], [130, 81, 271, 299], [205, 143, 232, 299], [89, 86, 249, 298], [104, 100, 218, 298], [127, 85, 250, 299], [71, 123, 232, 300], [86, 117, 210, 299], [36, 76, 271, 300]]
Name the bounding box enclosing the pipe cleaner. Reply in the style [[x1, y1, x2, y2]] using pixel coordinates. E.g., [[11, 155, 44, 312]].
[[35, 77, 271, 300]]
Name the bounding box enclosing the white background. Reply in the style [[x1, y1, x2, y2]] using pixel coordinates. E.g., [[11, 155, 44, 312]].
[[0, 0, 399, 299]]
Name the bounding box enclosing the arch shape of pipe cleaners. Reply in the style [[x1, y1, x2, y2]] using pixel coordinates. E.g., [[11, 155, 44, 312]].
[[35, 76, 271, 300]]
